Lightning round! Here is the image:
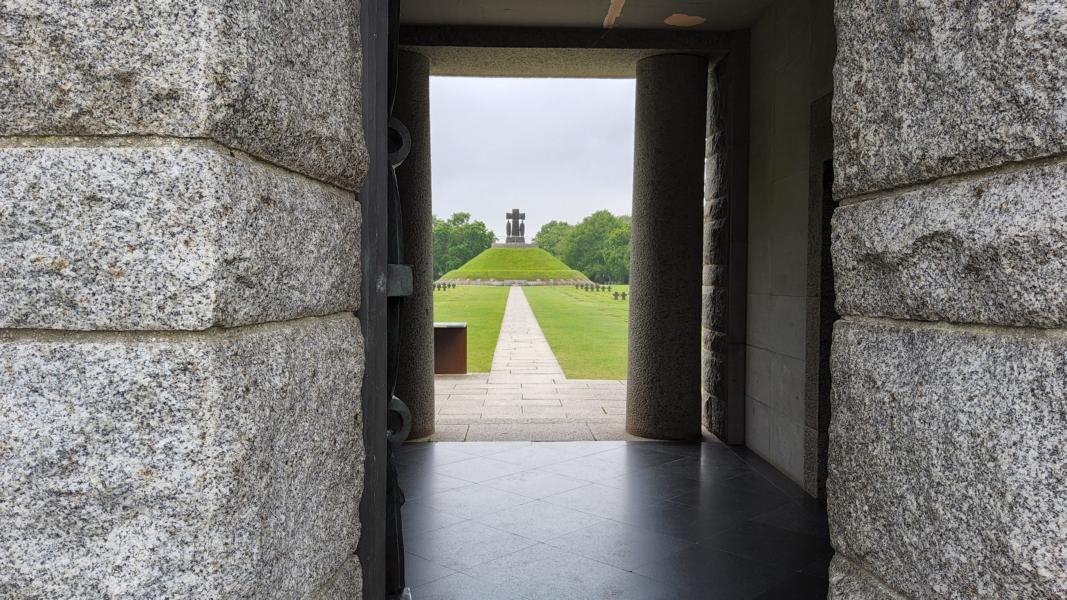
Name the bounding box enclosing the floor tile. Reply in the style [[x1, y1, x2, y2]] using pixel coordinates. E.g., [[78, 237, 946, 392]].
[[412, 572, 532, 600], [752, 572, 830, 599], [699, 521, 833, 571], [397, 470, 472, 501], [482, 467, 588, 499], [598, 571, 701, 600], [400, 440, 830, 598], [667, 480, 792, 521], [489, 443, 589, 467], [401, 500, 469, 536], [615, 498, 742, 542], [406, 521, 536, 571], [403, 552, 455, 588], [635, 545, 793, 599], [540, 452, 642, 482], [419, 483, 532, 520], [750, 501, 831, 539], [546, 520, 694, 572], [542, 483, 666, 522], [394, 443, 473, 468], [434, 456, 530, 483], [476, 499, 613, 542], [465, 543, 632, 600]]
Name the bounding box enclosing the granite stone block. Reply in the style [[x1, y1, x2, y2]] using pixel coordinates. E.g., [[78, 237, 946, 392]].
[[828, 318, 1067, 599], [0, 0, 366, 188], [828, 555, 906, 600], [313, 554, 363, 600], [833, 160, 1067, 328], [702, 286, 727, 331], [0, 142, 360, 331], [0, 315, 365, 599], [833, 0, 1067, 197]]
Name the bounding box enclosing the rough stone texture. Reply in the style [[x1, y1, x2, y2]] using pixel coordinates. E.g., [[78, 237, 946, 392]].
[[702, 63, 730, 440], [314, 554, 363, 600], [627, 54, 708, 441], [0, 315, 365, 599], [803, 92, 835, 498], [0, 0, 367, 189], [394, 51, 435, 440], [833, 159, 1067, 329], [833, 0, 1067, 198], [828, 318, 1067, 599], [828, 555, 906, 600], [0, 141, 360, 331]]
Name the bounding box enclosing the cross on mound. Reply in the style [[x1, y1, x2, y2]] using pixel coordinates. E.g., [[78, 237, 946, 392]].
[[505, 208, 526, 243]]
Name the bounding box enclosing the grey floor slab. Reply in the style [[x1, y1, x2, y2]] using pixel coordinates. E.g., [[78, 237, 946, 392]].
[[402, 440, 830, 599]]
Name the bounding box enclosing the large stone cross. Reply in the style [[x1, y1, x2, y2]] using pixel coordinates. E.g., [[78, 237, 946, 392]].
[[506, 208, 525, 232]]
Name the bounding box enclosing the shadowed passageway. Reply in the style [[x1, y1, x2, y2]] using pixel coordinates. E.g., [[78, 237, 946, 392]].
[[398, 440, 831, 599]]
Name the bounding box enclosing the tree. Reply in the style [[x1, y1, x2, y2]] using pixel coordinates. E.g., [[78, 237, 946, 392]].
[[533, 220, 573, 258], [560, 210, 631, 283], [432, 212, 496, 278], [601, 220, 631, 283]]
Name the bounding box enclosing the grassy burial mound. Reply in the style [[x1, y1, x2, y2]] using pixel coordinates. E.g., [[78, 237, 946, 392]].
[[439, 247, 590, 283]]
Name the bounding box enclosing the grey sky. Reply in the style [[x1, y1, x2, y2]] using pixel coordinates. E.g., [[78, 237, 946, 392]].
[[429, 76, 636, 241]]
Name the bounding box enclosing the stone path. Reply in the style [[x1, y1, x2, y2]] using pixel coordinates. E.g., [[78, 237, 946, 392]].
[[431, 286, 629, 442]]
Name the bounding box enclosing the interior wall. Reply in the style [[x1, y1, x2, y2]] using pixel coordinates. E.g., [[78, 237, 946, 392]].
[[744, 0, 834, 485]]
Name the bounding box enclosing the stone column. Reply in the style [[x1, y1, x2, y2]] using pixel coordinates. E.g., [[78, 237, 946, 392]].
[[393, 51, 435, 440], [701, 60, 730, 441], [829, 2, 1067, 598], [627, 54, 709, 440], [0, 2, 368, 598]]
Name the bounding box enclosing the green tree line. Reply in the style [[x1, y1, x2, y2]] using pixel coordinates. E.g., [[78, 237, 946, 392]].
[[432, 212, 496, 279], [534, 210, 630, 283]]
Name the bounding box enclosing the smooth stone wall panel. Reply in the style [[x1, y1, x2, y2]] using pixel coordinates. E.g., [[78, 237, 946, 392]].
[[833, 0, 1067, 197], [833, 160, 1067, 328], [828, 318, 1067, 599], [0, 142, 360, 331], [0, 315, 364, 599], [0, 0, 366, 189]]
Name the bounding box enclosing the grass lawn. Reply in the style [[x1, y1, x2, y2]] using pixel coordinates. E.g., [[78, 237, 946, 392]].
[[432, 285, 510, 373], [440, 247, 589, 282], [523, 285, 630, 380]]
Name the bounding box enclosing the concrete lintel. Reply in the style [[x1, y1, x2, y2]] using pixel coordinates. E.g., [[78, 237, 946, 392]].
[[401, 26, 734, 78]]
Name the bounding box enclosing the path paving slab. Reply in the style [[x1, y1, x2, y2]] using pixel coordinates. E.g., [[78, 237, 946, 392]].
[[428, 286, 627, 441]]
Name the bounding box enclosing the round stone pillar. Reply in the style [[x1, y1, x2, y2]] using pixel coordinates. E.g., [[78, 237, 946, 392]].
[[394, 51, 435, 439], [626, 54, 709, 440]]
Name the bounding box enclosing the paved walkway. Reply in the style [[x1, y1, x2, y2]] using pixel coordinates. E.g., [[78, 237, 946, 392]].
[[432, 286, 628, 442]]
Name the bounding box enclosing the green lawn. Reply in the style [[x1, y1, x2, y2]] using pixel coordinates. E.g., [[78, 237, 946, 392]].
[[523, 285, 630, 380], [432, 286, 509, 372], [440, 247, 589, 282]]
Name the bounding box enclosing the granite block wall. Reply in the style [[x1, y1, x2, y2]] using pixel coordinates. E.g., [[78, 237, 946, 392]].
[[701, 61, 730, 439], [828, 0, 1067, 597], [0, 1, 367, 598]]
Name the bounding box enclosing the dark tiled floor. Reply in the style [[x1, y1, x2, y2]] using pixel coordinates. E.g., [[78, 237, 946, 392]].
[[397, 440, 831, 600]]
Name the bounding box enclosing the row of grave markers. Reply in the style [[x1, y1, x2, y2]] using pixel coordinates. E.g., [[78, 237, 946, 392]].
[[575, 283, 628, 301]]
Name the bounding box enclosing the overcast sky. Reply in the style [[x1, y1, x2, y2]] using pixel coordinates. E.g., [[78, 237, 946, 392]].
[[429, 76, 636, 241]]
